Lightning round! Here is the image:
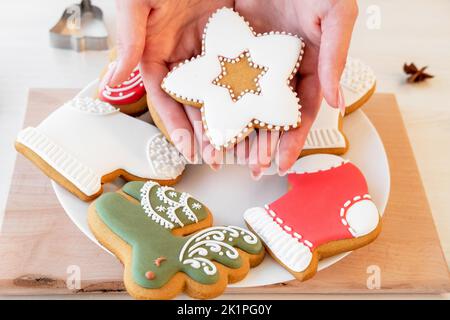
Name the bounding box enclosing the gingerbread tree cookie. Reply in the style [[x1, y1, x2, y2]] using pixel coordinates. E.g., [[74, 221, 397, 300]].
[[88, 181, 265, 299]]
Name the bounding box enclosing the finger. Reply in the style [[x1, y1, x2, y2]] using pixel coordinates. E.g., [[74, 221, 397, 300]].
[[235, 136, 251, 165], [141, 61, 197, 163], [318, 1, 358, 109], [249, 130, 280, 180], [277, 69, 322, 175], [108, 0, 151, 87], [184, 106, 223, 170]]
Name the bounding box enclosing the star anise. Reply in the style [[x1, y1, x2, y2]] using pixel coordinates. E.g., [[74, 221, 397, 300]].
[[403, 63, 434, 83]]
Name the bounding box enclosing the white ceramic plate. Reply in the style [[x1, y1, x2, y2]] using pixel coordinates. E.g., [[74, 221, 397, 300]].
[[53, 80, 390, 288]]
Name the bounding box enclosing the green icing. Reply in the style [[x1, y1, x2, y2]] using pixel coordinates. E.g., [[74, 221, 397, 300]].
[[95, 181, 263, 289], [123, 181, 208, 228]]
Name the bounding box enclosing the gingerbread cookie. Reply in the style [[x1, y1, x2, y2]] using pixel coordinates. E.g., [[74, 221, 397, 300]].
[[244, 154, 381, 281], [15, 97, 185, 201], [341, 57, 376, 115], [301, 57, 376, 155], [161, 7, 304, 150], [302, 102, 347, 156], [88, 181, 265, 299], [98, 62, 148, 116]]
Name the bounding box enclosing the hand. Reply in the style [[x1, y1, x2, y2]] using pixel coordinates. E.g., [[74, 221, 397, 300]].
[[103, 0, 234, 167], [104, 0, 357, 176], [235, 0, 358, 176]]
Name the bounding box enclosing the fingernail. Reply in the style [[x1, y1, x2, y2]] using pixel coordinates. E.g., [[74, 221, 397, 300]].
[[100, 61, 117, 89], [251, 169, 263, 181], [278, 168, 288, 177], [183, 152, 198, 165], [108, 60, 124, 87], [338, 86, 346, 116], [210, 163, 222, 171], [191, 152, 199, 165]]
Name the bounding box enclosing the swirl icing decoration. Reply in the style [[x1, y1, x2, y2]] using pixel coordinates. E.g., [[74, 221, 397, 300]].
[[100, 65, 146, 105], [140, 181, 202, 229], [179, 226, 259, 276], [89, 180, 264, 299], [244, 154, 381, 281]]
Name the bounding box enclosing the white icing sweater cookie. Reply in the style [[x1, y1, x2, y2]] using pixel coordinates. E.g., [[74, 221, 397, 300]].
[[162, 7, 304, 150], [16, 97, 185, 200], [303, 102, 346, 154], [341, 57, 376, 114], [244, 154, 381, 281], [303, 57, 376, 154]]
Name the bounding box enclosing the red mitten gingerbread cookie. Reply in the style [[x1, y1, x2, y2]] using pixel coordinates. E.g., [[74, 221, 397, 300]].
[[244, 154, 381, 281]]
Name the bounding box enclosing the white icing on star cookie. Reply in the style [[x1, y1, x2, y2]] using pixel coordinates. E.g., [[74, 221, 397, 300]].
[[16, 97, 185, 199], [162, 7, 304, 149]]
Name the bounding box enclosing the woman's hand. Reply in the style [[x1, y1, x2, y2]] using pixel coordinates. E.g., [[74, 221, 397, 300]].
[[235, 0, 358, 176], [103, 0, 358, 176], [102, 0, 233, 168]]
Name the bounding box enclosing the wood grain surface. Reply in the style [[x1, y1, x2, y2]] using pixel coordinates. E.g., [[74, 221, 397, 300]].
[[0, 89, 448, 296]]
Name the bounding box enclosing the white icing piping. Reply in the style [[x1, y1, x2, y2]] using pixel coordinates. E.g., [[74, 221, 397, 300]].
[[161, 7, 305, 150], [304, 128, 346, 149], [341, 57, 376, 94], [263, 205, 313, 249], [146, 133, 186, 180], [67, 97, 118, 115], [339, 194, 372, 237], [287, 159, 350, 175], [166, 206, 184, 228], [141, 180, 202, 230], [16, 127, 101, 196], [244, 208, 312, 272], [178, 192, 199, 223], [102, 91, 136, 101], [178, 226, 258, 276], [105, 74, 142, 93], [140, 181, 175, 229], [212, 50, 267, 102]]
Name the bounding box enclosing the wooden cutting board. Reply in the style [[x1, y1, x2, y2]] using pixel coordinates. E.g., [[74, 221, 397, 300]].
[[0, 89, 449, 296]]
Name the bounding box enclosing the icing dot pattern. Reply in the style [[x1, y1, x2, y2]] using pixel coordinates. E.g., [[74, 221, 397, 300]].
[[67, 97, 118, 115], [212, 50, 267, 102], [148, 134, 186, 179], [341, 57, 376, 94]]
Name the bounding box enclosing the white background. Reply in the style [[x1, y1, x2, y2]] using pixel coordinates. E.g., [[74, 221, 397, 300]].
[[0, 0, 449, 299]]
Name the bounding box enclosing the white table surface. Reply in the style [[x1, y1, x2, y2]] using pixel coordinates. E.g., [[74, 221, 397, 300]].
[[0, 0, 448, 299]]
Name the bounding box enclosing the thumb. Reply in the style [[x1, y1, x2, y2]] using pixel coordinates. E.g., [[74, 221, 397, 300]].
[[318, 1, 358, 110], [107, 0, 151, 87]]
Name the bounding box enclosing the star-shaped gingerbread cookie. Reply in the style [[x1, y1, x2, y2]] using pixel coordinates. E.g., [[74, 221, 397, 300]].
[[162, 8, 304, 149]]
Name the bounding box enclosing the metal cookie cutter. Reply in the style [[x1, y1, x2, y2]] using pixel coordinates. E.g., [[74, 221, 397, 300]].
[[49, 0, 109, 51]]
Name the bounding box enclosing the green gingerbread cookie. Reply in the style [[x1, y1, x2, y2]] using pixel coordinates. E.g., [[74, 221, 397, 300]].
[[88, 181, 265, 300]]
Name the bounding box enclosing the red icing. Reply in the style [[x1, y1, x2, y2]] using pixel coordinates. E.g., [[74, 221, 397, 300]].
[[267, 162, 369, 250], [145, 271, 156, 280], [100, 66, 146, 105]]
